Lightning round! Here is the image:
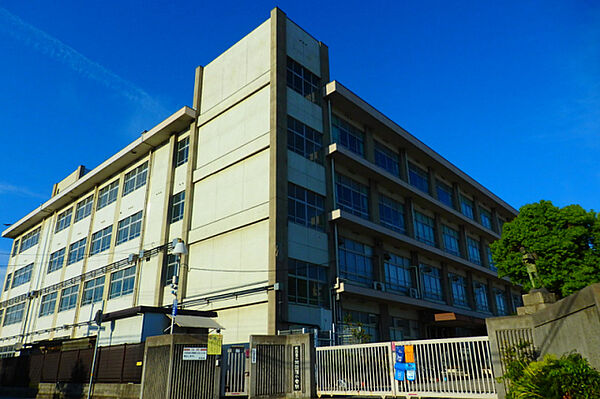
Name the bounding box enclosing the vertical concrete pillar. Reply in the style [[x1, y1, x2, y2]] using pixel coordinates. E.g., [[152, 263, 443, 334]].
[[373, 240, 384, 283], [268, 7, 289, 334], [452, 183, 462, 213], [427, 167, 437, 198], [434, 213, 444, 249], [472, 196, 481, 224], [369, 180, 380, 223], [458, 225, 468, 259], [480, 238, 490, 269], [465, 271, 476, 310], [404, 198, 415, 239], [491, 207, 501, 234], [440, 262, 452, 305], [487, 279, 498, 315], [364, 127, 375, 163], [410, 251, 420, 292], [378, 303, 391, 342], [398, 148, 409, 182]]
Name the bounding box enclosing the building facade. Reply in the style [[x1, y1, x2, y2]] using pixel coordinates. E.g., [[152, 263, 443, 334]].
[[0, 8, 518, 350]]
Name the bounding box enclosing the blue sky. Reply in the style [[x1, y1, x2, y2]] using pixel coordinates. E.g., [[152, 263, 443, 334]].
[[0, 0, 598, 282]]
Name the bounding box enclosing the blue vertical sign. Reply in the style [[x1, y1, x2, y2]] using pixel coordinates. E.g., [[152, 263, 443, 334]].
[[394, 345, 417, 381], [172, 299, 178, 316]]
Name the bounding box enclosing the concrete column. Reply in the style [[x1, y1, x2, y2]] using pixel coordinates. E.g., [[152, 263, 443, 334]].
[[427, 167, 437, 198], [465, 271, 476, 310], [491, 207, 500, 234], [369, 180, 380, 223], [404, 198, 415, 239], [440, 262, 452, 305], [373, 239, 385, 283], [472, 196, 481, 224], [452, 183, 462, 213], [487, 279, 498, 315], [267, 7, 289, 334], [480, 238, 490, 269], [364, 127, 375, 163], [398, 148, 409, 182], [505, 284, 514, 313], [378, 303, 392, 342], [458, 225, 468, 259], [410, 251, 420, 292], [434, 213, 444, 249]]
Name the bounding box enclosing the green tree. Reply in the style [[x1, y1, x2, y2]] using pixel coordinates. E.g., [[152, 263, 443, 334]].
[[490, 200, 600, 297]]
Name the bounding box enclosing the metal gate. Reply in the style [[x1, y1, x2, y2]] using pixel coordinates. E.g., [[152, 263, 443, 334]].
[[223, 346, 248, 396], [316, 336, 497, 398]]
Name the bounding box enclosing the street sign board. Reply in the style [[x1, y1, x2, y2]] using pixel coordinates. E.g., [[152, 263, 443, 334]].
[[182, 347, 207, 361]]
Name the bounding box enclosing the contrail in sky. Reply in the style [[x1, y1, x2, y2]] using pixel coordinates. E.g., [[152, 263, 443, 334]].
[[0, 7, 166, 113]]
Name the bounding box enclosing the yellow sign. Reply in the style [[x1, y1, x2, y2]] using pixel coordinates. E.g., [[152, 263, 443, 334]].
[[207, 334, 223, 355], [405, 345, 414, 363]]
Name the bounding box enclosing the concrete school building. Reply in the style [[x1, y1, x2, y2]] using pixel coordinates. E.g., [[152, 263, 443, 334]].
[[0, 8, 519, 352]]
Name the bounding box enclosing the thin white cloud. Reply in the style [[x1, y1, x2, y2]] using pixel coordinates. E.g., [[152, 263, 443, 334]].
[[0, 182, 47, 199], [0, 7, 166, 114]]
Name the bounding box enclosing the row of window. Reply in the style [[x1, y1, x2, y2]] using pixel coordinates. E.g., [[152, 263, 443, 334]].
[[333, 174, 496, 269], [11, 137, 190, 257], [337, 236, 509, 314], [3, 265, 137, 326], [7, 191, 187, 289]]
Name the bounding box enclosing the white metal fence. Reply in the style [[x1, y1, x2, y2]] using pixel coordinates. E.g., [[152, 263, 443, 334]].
[[316, 336, 497, 398]]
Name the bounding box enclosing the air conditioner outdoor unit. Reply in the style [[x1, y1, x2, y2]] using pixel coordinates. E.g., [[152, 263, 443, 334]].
[[409, 288, 420, 298], [372, 281, 385, 292]]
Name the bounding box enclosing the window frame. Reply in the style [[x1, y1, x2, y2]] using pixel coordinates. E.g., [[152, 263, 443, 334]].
[[287, 258, 329, 308], [331, 114, 365, 156], [408, 162, 429, 193], [338, 237, 374, 285], [67, 238, 87, 265], [47, 248, 66, 274], [379, 194, 405, 234], [288, 183, 325, 231], [442, 225, 460, 256], [97, 180, 119, 210], [287, 116, 323, 161], [436, 180, 454, 208], [286, 57, 321, 102], [384, 253, 412, 294], [335, 174, 369, 219], [374, 142, 400, 176], [81, 276, 105, 305], [170, 191, 185, 224], [12, 263, 33, 288], [122, 162, 148, 197], [414, 211, 436, 246], [467, 236, 482, 265], [58, 285, 79, 312], [109, 265, 136, 299], [74, 196, 94, 223], [116, 211, 143, 245], [55, 208, 73, 233], [90, 226, 112, 255], [175, 136, 190, 167], [19, 227, 40, 253], [420, 264, 443, 301], [3, 302, 25, 326], [39, 292, 58, 317]]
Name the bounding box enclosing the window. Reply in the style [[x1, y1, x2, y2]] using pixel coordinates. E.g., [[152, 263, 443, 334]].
[[3, 303, 25, 326], [331, 115, 364, 156], [12, 264, 33, 288], [122, 162, 148, 196], [512, 293, 523, 311], [338, 237, 373, 285], [11, 240, 19, 257], [286, 57, 321, 102], [48, 248, 66, 273], [170, 192, 185, 223], [175, 137, 189, 167], [335, 174, 369, 219], [288, 183, 324, 231], [55, 208, 73, 233], [164, 254, 178, 285], [374, 143, 399, 176], [4, 274, 12, 291], [39, 292, 58, 317], [495, 288, 507, 315], [498, 218, 505, 232], [474, 282, 489, 312], [288, 259, 329, 307], [19, 227, 40, 253], [449, 274, 468, 307], [379, 195, 405, 234], [67, 238, 87, 265], [467, 237, 481, 265], [460, 196, 474, 219], [420, 264, 443, 301], [436, 181, 454, 208], [390, 318, 419, 341], [58, 285, 79, 312], [90, 226, 112, 255], [479, 207, 492, 229], [486, 246, 497, 271], [408, 162, 429, 193], [116, 212, 143, 245], [97, 181, 119, 210], [442, 225, 460, 256], [109, 266, 136, 299], [342, 310, 378, 343], [414, 211, 436, 246], [384, 253, 411, 294], [74, 196, 94, 222], [287, 116, 322, 161], [82, 276, 105, 305]]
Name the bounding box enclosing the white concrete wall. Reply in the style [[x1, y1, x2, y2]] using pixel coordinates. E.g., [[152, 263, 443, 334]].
[[286, 20, 320, 75]]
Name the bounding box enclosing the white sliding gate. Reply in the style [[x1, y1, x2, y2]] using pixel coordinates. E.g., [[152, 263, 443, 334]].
[[316, 336, 497, 398]]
